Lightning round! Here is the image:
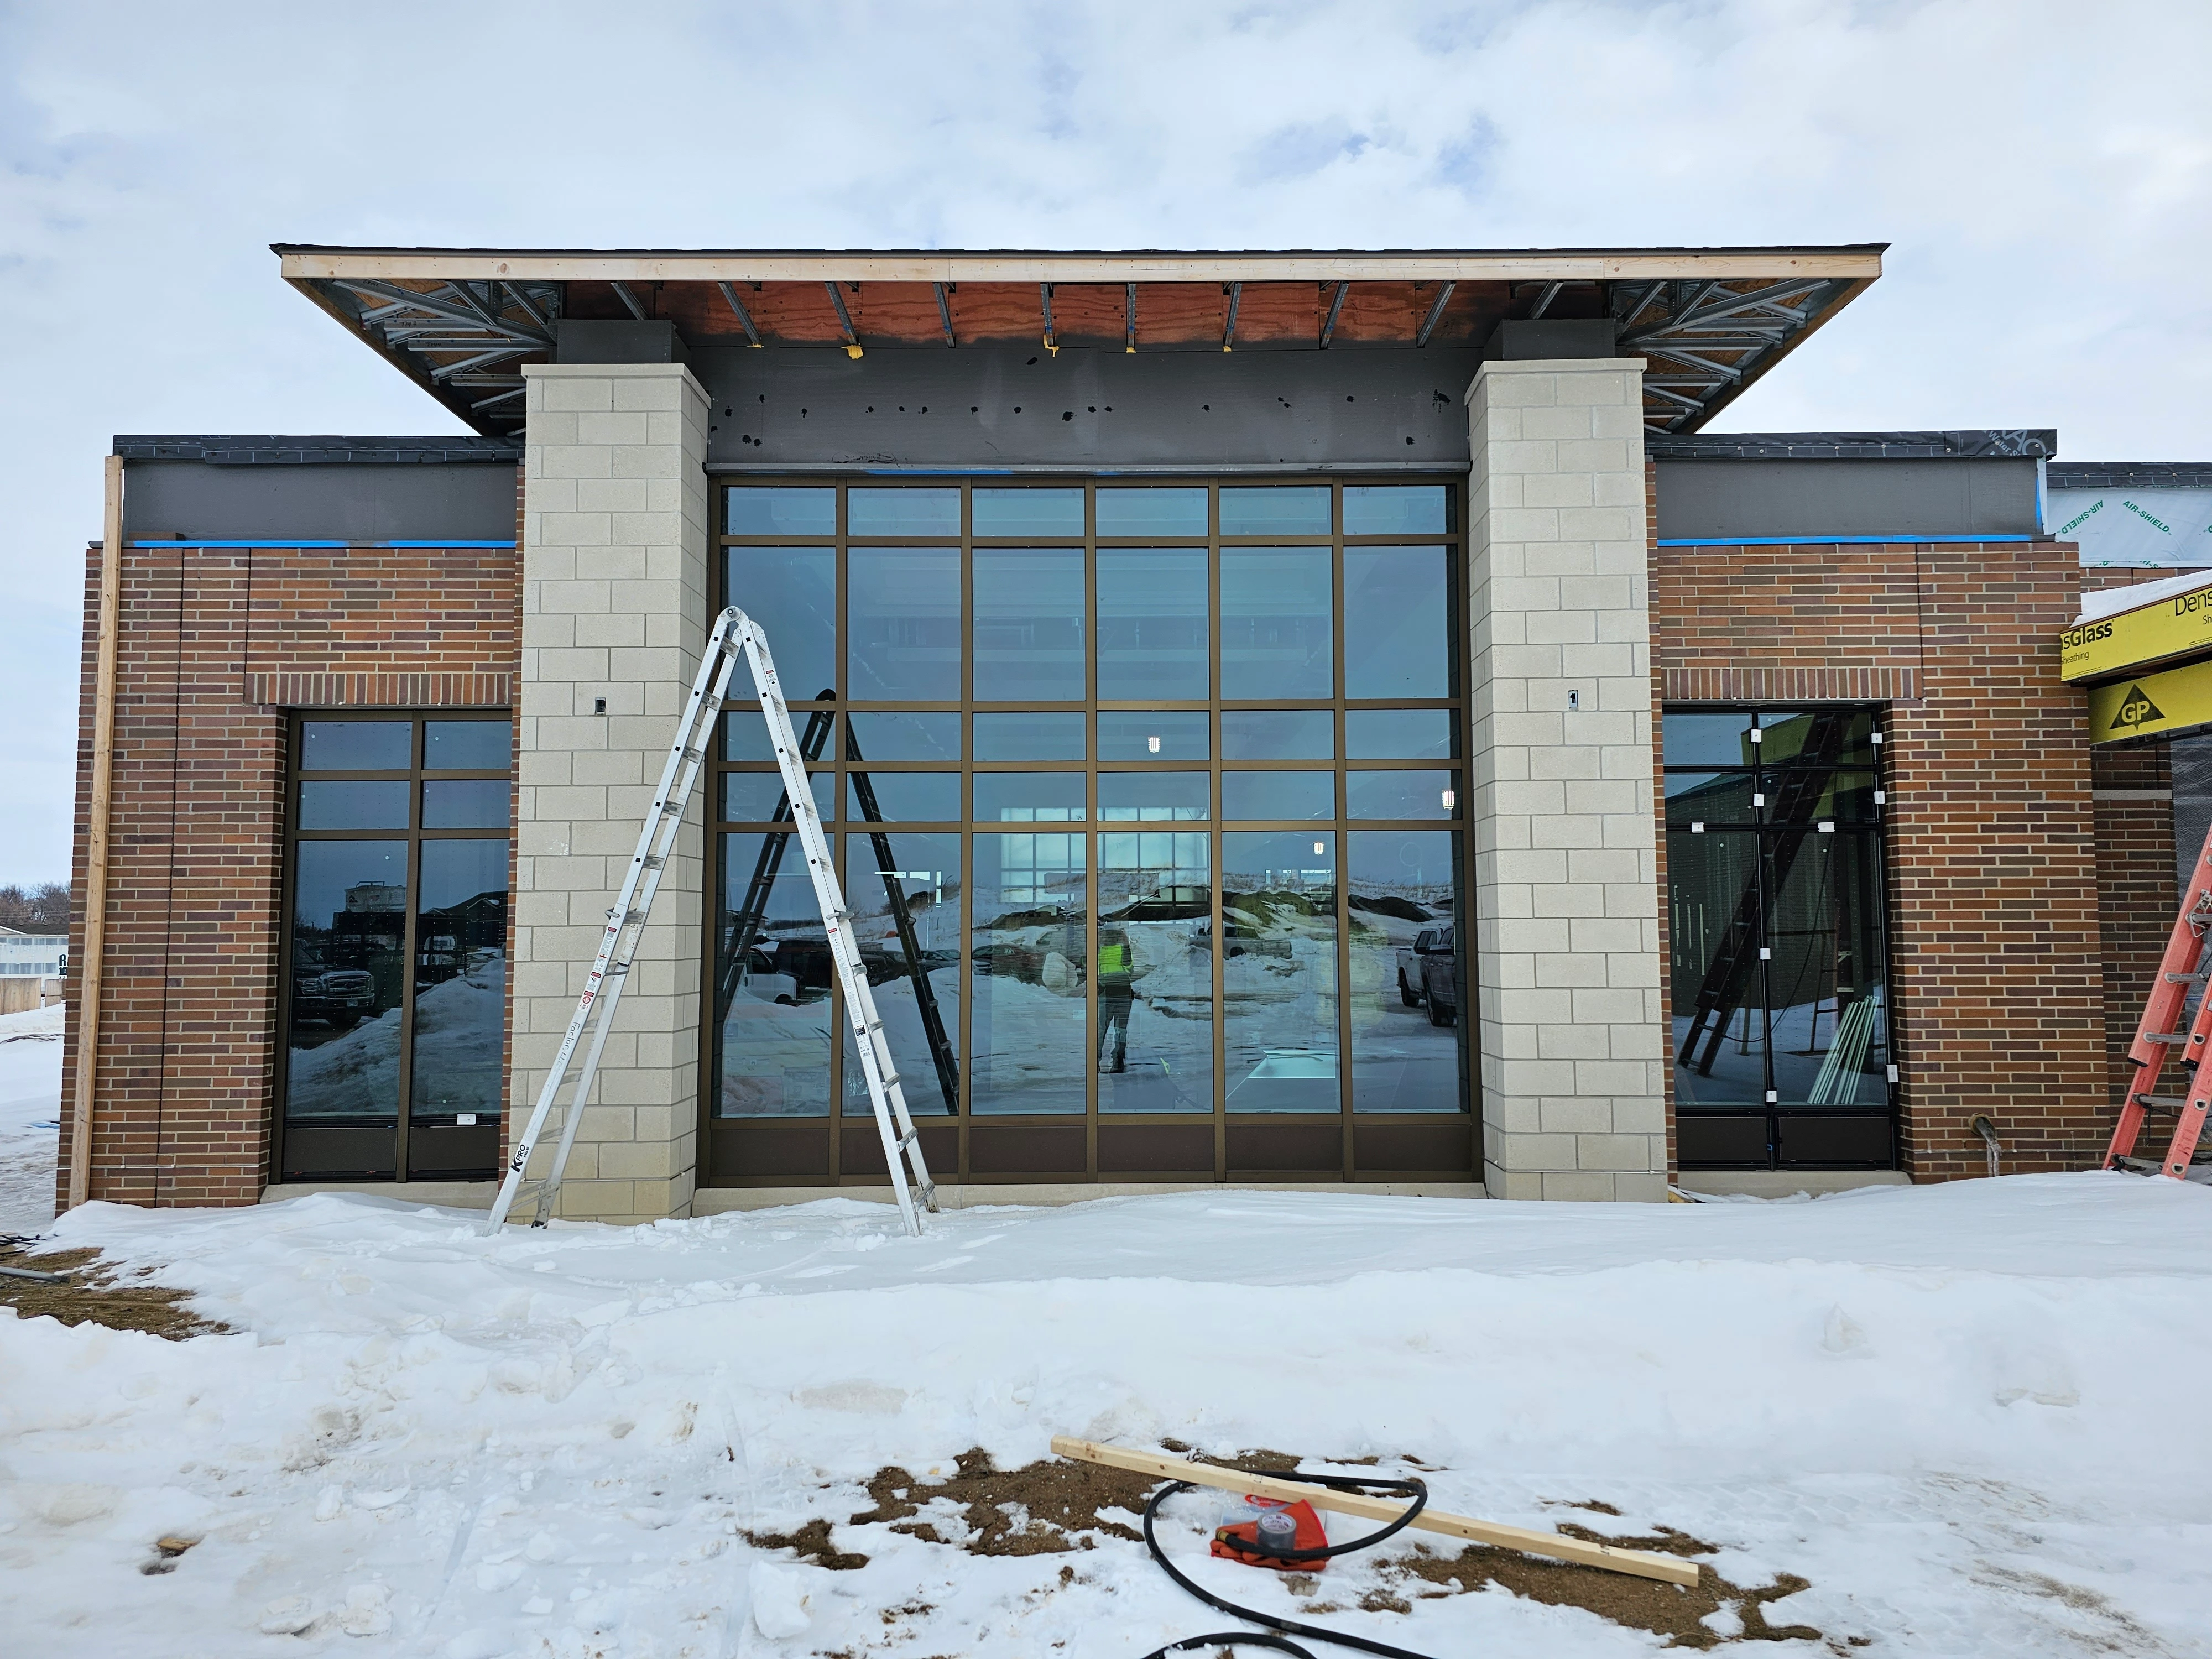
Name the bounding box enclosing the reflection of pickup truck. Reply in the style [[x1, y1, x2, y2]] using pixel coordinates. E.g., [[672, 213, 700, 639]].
[[1396, 925, 1458, 1026], [292, 962, 376, 1027]]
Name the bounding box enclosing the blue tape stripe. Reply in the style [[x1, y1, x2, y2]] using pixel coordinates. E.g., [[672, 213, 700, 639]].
[[126, 540, 516, 549], [1656, 534, 2036, 547]]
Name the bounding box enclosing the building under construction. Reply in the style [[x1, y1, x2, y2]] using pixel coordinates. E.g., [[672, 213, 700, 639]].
[[54, 244, 2212, 1220]]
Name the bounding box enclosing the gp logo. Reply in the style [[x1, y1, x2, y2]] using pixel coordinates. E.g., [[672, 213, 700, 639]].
[[2110, 684, 2166, 732]]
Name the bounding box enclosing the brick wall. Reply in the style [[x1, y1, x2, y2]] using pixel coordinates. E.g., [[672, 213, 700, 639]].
[[58, 530, 521, 1211], [1651, 529, 2109, 1177]]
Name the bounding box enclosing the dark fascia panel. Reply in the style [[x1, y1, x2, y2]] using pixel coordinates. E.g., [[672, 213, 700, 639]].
[[1483, 319, 1616, 361], [695, 343, 1483, 472], [555, 320, 688, 364], [118, 440, 519, 542], [113, 435, 520, 466], [1649, 430, 2056, 461], [2048, 462, 2212, 490], [1654, 456, 2042, 541]]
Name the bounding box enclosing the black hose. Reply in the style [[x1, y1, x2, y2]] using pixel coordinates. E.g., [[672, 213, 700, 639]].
[[1136, 1473, 1447, 1659]]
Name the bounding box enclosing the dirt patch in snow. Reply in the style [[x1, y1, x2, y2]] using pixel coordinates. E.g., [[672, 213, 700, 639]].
[[0, 1244, 221, 1340], [773, 1454, 1832, 1652], [748, 1447, 1171, 1570], [744, 1516, 870, 1571], [1369, 1516, 1828, 1651], [851, 1446, 1157, 1556]]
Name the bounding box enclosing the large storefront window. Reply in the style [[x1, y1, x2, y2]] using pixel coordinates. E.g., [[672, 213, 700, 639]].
[[708, 479, 1473, 1185], [279, 712, 513, 1182], [1663, 706, 1895, 1169]]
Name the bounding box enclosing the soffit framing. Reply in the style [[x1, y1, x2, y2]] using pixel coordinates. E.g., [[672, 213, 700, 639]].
[[275, 244, 1884, 440]]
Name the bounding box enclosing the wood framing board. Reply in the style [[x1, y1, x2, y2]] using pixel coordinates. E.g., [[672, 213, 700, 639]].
[[69, 457, 124, 1208], [277, 246, 1886, 286], [1048, 1437, 1702, 1585]]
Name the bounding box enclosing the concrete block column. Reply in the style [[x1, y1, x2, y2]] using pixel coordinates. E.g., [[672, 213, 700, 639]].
[[512, 362, 712, 1222], [1464, 357, 1667, 1201]]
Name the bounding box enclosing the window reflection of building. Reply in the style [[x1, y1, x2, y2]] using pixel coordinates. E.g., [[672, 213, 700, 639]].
[[279, 714, 512, 1182], [1662, 705, 1894, 1170], [712, 480, 1470, 1180]]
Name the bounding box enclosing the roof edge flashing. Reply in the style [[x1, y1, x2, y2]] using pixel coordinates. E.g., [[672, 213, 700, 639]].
[[1652, 430, 2056, 461], [114, 435, 520, 466]]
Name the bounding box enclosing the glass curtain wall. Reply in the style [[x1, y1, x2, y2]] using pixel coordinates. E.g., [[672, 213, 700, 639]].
[[1662, 706, 1895, 1169], [278, 712, 513, 1182], [708, 478, 1473, 1186]]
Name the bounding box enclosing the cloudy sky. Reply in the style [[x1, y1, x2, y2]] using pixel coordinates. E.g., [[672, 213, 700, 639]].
[[1, 0, 2208, 881]]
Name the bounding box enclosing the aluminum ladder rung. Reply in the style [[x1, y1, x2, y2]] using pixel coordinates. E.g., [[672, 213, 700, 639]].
[[484, 604, 937, 1237], [2164, 971, 2210, 984], [2142, 1032, 2198, 1044], [2132, 1093, 2196, 1110]]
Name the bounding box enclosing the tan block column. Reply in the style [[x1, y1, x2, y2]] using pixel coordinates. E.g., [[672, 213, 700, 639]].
[[512, 362, 711, 1222], [1464, 357, 1667, 1201]]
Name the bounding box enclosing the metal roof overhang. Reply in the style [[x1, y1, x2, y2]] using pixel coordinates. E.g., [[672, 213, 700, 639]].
[[274, 243, 1885, 439]]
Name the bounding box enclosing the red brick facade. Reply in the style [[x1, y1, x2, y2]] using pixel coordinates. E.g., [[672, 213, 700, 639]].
[[57, 535, 521, 1210], [1651, 531, 2114, 1178]]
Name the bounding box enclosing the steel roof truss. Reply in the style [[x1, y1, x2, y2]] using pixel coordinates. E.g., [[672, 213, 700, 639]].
[[332, 278, 552, 346], [430, 345, 536, 382], [1319, 280, 1349, 347], [716, 281, 763, 346], [502, 280, 551, 333], [824, 281, 860, 348], [1415, 280, 1455, 346], [1639, 344, 1746, 380]]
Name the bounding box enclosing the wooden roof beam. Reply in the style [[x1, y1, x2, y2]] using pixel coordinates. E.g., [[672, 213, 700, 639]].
[[276, 245, 1886, 286]]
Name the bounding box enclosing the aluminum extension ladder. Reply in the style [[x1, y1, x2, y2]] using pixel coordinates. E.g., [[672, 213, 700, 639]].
[[2105, 817, 2212, 1180], [483, 606, 941, 1235]]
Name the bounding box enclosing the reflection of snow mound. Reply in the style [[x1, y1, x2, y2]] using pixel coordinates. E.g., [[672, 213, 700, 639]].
[[290, 958, 507, 1119], [411, 958, 507, 1114], [288, 1009, 402, 1118]]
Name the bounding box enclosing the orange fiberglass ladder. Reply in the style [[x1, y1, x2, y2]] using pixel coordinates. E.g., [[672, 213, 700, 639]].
[[2106, 819, 2212, 1179]]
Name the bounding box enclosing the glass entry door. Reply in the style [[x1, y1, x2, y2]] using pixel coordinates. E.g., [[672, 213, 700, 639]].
[[1664, 706, 1895, 1169]]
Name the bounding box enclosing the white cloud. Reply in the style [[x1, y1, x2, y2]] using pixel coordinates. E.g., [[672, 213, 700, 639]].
[[1, 0, 2208, 877]]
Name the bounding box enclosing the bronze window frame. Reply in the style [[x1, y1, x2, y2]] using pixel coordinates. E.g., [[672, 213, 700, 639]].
[[1660, 701, 1897, 1172], [272, 708, 515, 1185], [704, 476, 1477, 1188]]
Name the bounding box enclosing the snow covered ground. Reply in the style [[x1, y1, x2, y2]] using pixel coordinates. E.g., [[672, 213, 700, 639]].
[[4, 1174, 2210, 1656], [0, 1001, 63, 1233]]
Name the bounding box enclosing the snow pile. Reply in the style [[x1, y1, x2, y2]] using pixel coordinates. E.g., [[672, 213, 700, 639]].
[[284, 1005, 403, 1117], [2, 1175, 2209, 1656], [0, 1001, 63, 1231]]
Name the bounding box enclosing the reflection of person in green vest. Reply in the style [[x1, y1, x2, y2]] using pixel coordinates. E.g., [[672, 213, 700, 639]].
[[1097, 925, 1135, 1073]]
